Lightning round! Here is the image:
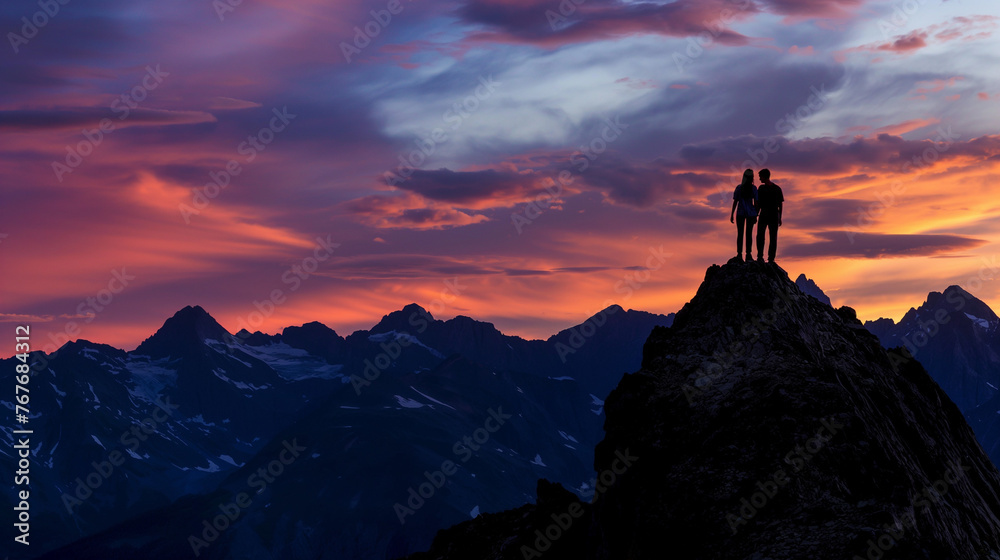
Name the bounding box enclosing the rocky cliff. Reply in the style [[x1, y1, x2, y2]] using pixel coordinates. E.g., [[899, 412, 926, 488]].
[[410, 259, 1000, 559]]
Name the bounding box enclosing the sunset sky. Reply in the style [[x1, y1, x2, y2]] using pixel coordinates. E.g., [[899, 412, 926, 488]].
[[2, 0, 1000, 353]]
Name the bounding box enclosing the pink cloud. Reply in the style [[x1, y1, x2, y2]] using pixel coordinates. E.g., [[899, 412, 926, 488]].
[[873, 119, 940, 137], [914, 77, 963, 95], [615, 77, 659, 90], [341, 192, 491, 230], [844, 16, 997, 59], [457, 0, 758, 49], [762, 0, 863, 19], [877, 31, 928, 53]]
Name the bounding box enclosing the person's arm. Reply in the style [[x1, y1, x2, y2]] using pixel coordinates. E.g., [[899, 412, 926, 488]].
[[778, 188, 784, 225], [730, 199, 738, 223]]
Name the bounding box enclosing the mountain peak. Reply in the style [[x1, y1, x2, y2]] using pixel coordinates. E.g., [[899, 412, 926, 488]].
[[370, 303, 434, 334], [921, 285, 998, 323], [281, 320, 346, 361], [603, 303, 625, 314], [592, 262, 1000, 557], [412, 260, 1000, 558], [671, 259, 799, 331], [794, 273, 832, 307], [400, 302, 431, 316], [132, 305, 232, 357]]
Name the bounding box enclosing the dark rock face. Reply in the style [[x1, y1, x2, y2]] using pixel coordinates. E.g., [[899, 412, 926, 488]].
[[407, 480, 592, 560], [795, 273, 832, 307], [862, 286, 1000, 469], [413, 260, 1000, 559]]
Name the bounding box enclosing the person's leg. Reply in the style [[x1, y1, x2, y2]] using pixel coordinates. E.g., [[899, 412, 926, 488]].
[[756, 217, 767, 260], [768, 222, 779, 261], [746, 218, 755, 256], [736, 215, 746, 257]]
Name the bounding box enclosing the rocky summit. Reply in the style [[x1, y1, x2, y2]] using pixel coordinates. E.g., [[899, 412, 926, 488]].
[[411, 259, 1000, 559]]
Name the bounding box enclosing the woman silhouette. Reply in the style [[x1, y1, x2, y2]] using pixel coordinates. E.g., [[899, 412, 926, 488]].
[[729, 169, 758, 261]]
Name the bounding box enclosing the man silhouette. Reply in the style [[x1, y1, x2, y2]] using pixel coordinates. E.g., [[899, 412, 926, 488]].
[[755, 169, 783, 263]]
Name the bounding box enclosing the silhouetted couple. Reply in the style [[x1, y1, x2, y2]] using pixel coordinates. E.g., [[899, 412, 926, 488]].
[[729, 168, 784, 263]]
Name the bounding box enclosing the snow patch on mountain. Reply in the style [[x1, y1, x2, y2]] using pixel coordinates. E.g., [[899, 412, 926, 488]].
[[395, 395, 425, 408], [558, 430, 579, 443], [371, 330, 445, 359], [212, 368, 270, 391], [219, 454, 244, 467], [188, 414, 217, 427], [238, 341, 345, 380], [125, 358, 179, 400], [195, 459, 221, 473], [85, 382, 100, 403], [410, 386, 456, 410], [590, 393, 605, 415], [966, 313, 992, 329]]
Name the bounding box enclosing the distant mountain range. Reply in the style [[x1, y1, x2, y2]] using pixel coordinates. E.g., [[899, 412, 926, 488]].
[[6, 272, 1000, 559], [1, 303, 672, 559]]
